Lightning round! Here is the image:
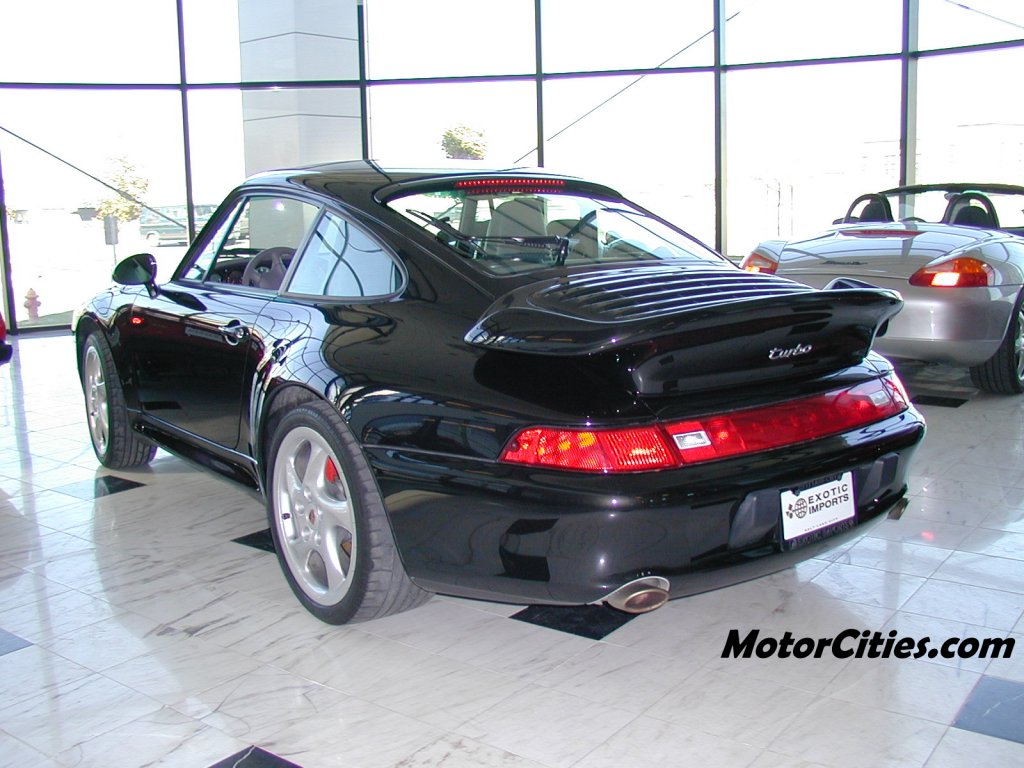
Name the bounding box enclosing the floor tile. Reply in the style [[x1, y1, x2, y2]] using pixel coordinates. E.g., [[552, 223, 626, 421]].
[[901, 579, 1024, 631], [511, 603, 636, 639], [925, 726, 1024, 767], [0, 627, 31, 656], [208, 746, 302, 768], [953, 676, 1024, 745], [767, 697, 947, 767], [456, 684, 638, 768]]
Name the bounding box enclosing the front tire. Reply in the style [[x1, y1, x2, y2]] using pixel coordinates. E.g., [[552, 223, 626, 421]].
[[81, 333, 157, 468], [969, 293, 1024, 394], [266, 401, 429, 624]]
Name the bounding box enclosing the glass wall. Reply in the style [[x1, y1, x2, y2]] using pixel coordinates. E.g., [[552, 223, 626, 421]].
[[0, 89, 187, 327], [541, 1, 714, 72], [543, 73, 715, 245], [368, 81, 539, 166], [915, 46, 1024, 183], [2, 0, 1024, 331], [725, 60, 902, 254]]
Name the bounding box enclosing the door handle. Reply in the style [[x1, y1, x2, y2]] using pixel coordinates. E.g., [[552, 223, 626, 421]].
[[219, 321, 249, 345]]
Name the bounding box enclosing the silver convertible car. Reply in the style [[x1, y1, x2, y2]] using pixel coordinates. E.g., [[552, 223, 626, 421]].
[[742, 183, 1024, 394]]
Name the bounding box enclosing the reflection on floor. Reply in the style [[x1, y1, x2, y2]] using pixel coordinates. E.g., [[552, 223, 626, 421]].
[[2, 333, 1024, 767]]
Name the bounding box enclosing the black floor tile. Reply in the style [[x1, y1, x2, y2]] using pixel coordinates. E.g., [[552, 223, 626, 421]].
[[208, 746, 303, 768], [233, 528, 276, 553], [954, 676, 1024, 745], [51, 475, 146, 500], [511, 604, 636, 640], [0, 628, 32, 656], [912, 394, 969, 408]]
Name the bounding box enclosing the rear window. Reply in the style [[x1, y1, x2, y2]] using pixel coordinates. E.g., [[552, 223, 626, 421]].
[[384, 180, 725, 275]]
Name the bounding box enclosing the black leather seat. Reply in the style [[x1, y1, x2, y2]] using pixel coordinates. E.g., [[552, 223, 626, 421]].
[[951, 205, 996, 228], [859, 200, 892, 222]]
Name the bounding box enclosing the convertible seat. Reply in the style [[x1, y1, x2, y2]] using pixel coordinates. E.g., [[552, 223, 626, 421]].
[[859, 200, 892, 222], [952, 205, 995, 228]]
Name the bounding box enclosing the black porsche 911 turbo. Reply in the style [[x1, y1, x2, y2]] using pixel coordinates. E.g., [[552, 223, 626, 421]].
[[74, 161, 925, 625]]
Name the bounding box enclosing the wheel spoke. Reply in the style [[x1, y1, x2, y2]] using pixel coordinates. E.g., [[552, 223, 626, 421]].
[[303, 441, 331, 489], [84, 346, 110, 454]]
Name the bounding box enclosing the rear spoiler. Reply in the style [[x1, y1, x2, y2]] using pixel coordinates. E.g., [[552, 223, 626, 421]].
[[465, 266, 902, 395]]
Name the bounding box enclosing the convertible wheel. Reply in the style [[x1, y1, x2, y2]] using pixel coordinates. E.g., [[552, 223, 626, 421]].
[[970, 294, 1024, 395], [266, 401, 429, 624], [81, 333, 157, 468]]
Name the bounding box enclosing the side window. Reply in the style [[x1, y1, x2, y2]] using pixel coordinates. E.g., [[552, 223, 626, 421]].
[[288, 211, 403, 299], [179, 195, 319, 290], [182, 200, 242, 281]]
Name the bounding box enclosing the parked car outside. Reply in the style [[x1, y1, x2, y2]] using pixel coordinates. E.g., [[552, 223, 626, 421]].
[[75, 161, 925, 625], [139, 204, 217, 245], [743, 183, 1024, 393]]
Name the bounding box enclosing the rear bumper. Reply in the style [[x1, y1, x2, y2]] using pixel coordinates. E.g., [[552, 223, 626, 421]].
[[875, 285, 1019, 366], [373, 410, 925, 607], [779, 269, 1020, 367]]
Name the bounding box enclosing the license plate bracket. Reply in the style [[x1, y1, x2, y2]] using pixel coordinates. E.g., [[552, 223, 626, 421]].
[[780, 471, 856, 549]]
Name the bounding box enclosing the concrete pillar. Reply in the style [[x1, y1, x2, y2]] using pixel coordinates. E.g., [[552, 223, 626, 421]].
[[237, 0, 362, 174]]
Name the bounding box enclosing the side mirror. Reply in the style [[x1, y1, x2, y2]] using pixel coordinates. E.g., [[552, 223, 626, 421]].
[[113, 253, 158, 296]]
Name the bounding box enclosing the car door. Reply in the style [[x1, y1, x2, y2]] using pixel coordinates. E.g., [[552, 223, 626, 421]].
[[128, 193, 321, 451]]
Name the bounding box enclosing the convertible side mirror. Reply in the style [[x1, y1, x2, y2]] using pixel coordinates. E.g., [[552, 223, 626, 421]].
[[113, 253, 159, 297]]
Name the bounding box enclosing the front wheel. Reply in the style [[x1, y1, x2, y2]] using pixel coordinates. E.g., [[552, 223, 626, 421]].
[[969, 294, 1024, 395], [81, 333, 157, 468], [265, 401, 429, 624]]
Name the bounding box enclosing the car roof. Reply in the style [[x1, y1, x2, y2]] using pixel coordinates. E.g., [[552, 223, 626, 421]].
[[878, 182, 1024, 196]]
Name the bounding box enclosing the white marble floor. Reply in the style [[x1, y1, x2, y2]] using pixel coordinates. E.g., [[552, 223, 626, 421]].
[[2, 333, 1024, 767]]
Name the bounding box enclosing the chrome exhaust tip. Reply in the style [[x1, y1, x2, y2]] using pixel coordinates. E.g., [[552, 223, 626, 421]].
[[602, 576, 671, 614]]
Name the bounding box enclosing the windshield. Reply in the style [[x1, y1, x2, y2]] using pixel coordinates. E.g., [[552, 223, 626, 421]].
[[386, 187, 726, 275]]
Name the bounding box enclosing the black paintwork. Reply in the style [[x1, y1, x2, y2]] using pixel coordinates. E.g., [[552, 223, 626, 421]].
[[74, 161, 925, 607]]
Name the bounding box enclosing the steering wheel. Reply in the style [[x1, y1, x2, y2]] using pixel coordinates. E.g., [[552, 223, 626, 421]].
[[240, 246, 294, 290]]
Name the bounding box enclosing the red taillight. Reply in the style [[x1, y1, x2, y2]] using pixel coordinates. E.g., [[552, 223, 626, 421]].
[[664, 377, 908, 464], [908, 257, 994, 288], [500, 376, 909, 473], [740, 252, 779, 274], [500, 427, 675, 472]]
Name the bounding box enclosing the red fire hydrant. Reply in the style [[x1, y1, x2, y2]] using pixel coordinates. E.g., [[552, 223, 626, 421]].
[[24, 288, 40, 319]]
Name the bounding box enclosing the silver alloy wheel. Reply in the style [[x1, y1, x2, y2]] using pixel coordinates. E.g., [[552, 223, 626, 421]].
[[272, 425, 356, 606], [84, 344, 109, 455]]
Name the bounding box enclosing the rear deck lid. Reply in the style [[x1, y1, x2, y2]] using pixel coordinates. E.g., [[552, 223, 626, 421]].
[[779, 224, 995, 280], [465, 263, 902, 395]]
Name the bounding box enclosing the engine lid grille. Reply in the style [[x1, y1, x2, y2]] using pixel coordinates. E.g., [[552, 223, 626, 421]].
[[531, 265, 812, 322]]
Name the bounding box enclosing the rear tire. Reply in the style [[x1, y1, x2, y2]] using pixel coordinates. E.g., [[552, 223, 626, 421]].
[[81, 333, 157, 468], [265, 401, 429, 624], [969, 293, 1024, 395]]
